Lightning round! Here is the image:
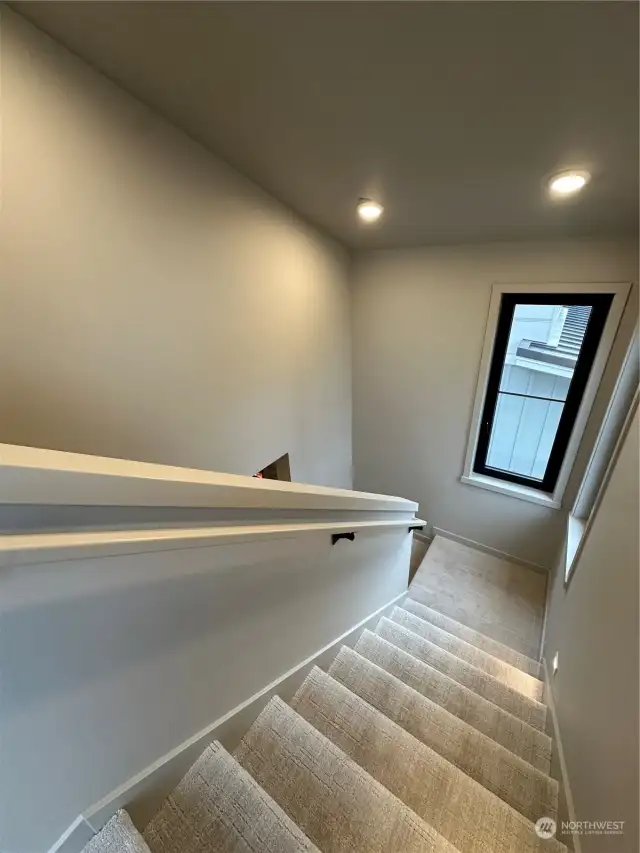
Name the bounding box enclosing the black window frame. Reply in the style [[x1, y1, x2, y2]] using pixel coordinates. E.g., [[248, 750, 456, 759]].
[[473, 293, 613, 493]]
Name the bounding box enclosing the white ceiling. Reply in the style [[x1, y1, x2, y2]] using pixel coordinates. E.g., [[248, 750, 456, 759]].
[[12, 1, 640, 249]]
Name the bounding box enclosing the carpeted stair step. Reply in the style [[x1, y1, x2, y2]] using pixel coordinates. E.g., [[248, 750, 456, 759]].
[[329, 646, 557, 823], [375, 618, 547, 730], [292, 666, 565, 852], [408, 582, 540, 661], [83, 811, 151, 853], [234, 696, 460, 853], [354, 630, 551, 772], [402, 599, 541, 678], [390, 606, 544, 701], [143, 742, 319, 853]]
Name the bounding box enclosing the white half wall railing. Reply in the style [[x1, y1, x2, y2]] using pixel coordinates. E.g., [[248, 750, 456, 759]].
[[0, 444, 423, 853]]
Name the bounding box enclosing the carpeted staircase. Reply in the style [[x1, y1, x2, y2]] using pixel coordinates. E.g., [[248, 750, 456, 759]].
[[83, 549, 565, 853]]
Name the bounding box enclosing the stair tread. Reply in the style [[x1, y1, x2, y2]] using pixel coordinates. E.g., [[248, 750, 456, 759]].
[[375, 618, 547, 730], [391, 606, 544, 701], [354, 630, 551, 772], [408, 581, 541, 661], [330, 645, 557, 823], [234, 696, 460, 853], [84, 811, 151, 853], [293, 665, 565, 852], [402, 599, 541, 677], [143, 742, 318, 853]]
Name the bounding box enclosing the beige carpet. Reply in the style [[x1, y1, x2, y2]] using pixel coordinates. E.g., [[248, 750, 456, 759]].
[[375, 617, 547, 730], [353, 630, 552, 772], [409, 537, 546, 660], [330, 644, 557, 822], [402, 598, 542, 678], [143, 742, 319, 853], [234, 696, 460, 853], [82, 536, 566, 853], [292, 665, 565, 853], [84, 812, 151, 853], [389, 606, 545, 701]]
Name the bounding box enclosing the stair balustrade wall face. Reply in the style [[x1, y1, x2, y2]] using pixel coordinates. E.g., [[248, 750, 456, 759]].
[[0, 524, 412, 853]]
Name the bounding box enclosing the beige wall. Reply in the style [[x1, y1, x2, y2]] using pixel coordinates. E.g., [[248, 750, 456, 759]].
[[0, 8, 352, 487], [543, 407, 639, 852], [352, 240, 638, 568]]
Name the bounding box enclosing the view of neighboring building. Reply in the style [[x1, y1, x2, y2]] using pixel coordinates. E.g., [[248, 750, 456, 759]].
[[487, 305, 591, 480]]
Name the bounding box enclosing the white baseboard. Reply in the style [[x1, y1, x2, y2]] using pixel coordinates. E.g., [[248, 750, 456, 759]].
[[538, 553, 557, 660], [46, 817, 95, 853], [50, 590, 406, 853], [432, 527, 549, 574], [543, 659, 581, 853]]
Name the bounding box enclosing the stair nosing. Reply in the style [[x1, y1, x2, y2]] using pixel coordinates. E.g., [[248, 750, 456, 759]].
[[376, 617, 547, 729], [353, 628, 552, 771], [326, 646, 559, 826], [234, 695, 460, 853], [407, 582, 542, 661], [143, 740, 320, 853], [402, 597, 542, 675], [391, 605, 545, 700], [291, 664, 564, 849]]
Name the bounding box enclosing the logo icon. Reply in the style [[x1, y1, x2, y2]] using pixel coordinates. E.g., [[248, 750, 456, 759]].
[[535, 817, 557, 839]]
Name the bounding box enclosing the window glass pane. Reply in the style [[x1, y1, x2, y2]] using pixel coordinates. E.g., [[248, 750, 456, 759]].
[[486, 303, 592, 480]]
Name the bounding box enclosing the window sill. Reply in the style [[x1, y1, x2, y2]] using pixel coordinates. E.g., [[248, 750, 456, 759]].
[[460, 473, 562, 509]]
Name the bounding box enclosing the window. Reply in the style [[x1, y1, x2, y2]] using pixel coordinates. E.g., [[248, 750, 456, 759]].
[[463, 283, 630, 509], [565, 330, 638, 582], [572, 330, 638, 521], [475, 294, 612, 491]]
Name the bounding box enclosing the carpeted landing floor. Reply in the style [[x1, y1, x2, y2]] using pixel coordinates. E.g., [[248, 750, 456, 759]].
[[83, 536, 563, 853]]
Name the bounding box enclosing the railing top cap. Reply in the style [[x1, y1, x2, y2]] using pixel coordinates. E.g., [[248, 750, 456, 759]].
[[0, 443, 418, 512]]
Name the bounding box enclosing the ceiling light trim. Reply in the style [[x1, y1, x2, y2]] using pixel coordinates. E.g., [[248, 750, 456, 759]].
[[548, 169, 591, 198], [357, 198, 384, 223]]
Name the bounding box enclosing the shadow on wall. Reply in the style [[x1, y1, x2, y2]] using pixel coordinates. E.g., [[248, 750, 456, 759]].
[[409, 533, 431, 583], [255, 452, 292, 481], [0, 368, 298, 477], [0, 369, 163, 464], [2, 557, 309, 715]]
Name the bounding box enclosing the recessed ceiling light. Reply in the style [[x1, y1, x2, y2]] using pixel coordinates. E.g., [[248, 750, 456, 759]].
[[548, 170, 591, 197], [357, 198, 384, 223]]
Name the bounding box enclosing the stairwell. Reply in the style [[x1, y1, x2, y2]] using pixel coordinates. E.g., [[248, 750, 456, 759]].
[[83, 537, 565, 853]]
